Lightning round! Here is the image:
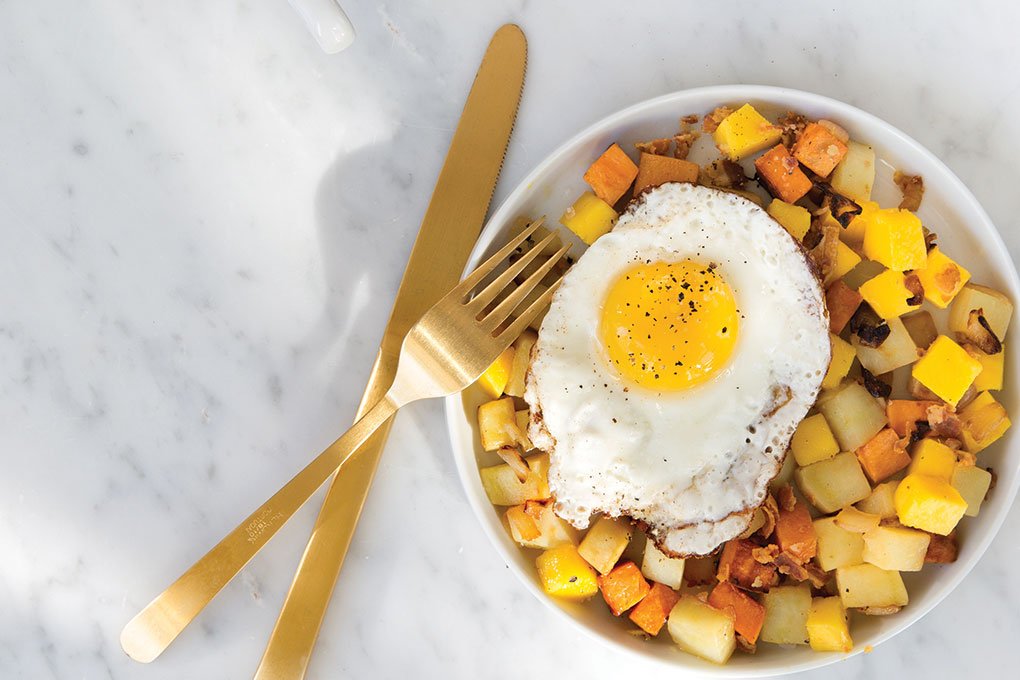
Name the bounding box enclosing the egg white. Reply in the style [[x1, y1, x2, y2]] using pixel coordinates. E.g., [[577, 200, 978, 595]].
[[525, 183, 830, 556]]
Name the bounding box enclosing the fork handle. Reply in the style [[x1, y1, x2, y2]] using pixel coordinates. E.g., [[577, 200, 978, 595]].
[[120, 393, 402, 663]]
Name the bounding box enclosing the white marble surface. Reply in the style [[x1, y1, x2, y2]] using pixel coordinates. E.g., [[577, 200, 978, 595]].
[[2, 1, 1019, 678]]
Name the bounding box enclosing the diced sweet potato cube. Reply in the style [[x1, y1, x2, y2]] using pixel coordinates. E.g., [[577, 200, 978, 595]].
[[583, 143, 638, 205], [755, 144, 812, 203], [633, 152, 699, 195], [774, 489, 817, 562], [792, 122, 849, 177], [629, 581, 680, 636], [717, 539, 779, 590], [598, 561, 651, 616], [855, 428, 911, 483], [886, 399, 939, 438], [708, 581, 766, 644], [924, 531, 959, 563], [826, 280, 863, 334]]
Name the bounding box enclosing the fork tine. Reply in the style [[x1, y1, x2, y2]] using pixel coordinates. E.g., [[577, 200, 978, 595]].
[[466, 229, 561, 314], [447, 218, 546, 301], [495, 277, 563, 343], [480, 242, 570, 332]]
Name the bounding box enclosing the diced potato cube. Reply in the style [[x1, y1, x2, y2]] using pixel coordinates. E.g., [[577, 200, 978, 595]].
[[958, 390, 1011, 452], [755, 144, 812, 203], [793, 122, 849, 177], [856, 481, 899, 518], [477, 347, 515, 398], [862, 208, 927, 272], [560, 191, 618, 245], [951, 464, 993, 517], [852, 316, 919, 376], [790, 413, 840, 466], [822, 335, 857, 391], [967, 344, 1004, 392], [633, 152, 699, 195], [895, 473, 968, 535], [862, 525, 930, 572], [830, 141, 876, 203], [842, 200, 879, 248], [911, 335, 982, 407], [717, 538, 779, 590], [858, 269, 921, 319], [914, 247, 971, 308], [598, 561, 650, 616], [833, 241, 863, 281], [826, 280, 863, 335], [506, 504, 540, 542], [807, 597, 853, 653], [480, 453, 551, 506], [814, 517, 865, 571], [713, 103, 781, 160], [578, 516, 632, 574], [668, 595, 737, 664], [478, 397, 520, 451], [901, 310, 939, 349], [834, 506, 881, 533], [583, 143, 639, 205], [536, 544, 599, 600], [708, 581, 766, 644], [508, 501, 579, 549], [767, 199, 812, 241], [514, 410, 533, 451], [629, 581, 680, 636], [835, 563, 909, 609], [817, 381, 888, 451], [760, 584, 812, 645], [503, 330, 537, 397], [854, 427, 910, 484], [908, 439, 957, 481], [949, 283, 1013, 341], [641, 540, 686, 589], [796, 452, 872, 513]]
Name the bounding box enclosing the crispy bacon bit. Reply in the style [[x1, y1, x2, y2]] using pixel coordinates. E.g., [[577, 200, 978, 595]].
[[770, 552, 829, 588], [858, 606, 903, 616], [849, 303, 890, 348], [817, 119, 850, 143], [802, 219, 824, 250], [672, 131, 699, 160], [496, 446, 531, 482], [926, 403, 963, 440], [777, 111, 809, 147], [736, 635, 757, 654], [861, 368, 892, 398], [635, 137, 672, 156], [752, 544, 780, 565], [700, 158, 750, 189], [702, 106, 734, 133], [815, 183, 863, 227], [894, 171, 925, 211], [759, 494, 779, 539], [904, 272, 924, 307], [681, 113, 700, 128], [962, 310, 1003, 354]]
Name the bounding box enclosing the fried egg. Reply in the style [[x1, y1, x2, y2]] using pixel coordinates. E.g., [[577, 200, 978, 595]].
[[525, 183, 830, 556]]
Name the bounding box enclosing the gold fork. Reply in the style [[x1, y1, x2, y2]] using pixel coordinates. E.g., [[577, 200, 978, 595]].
[[120, 219, 568, 663]]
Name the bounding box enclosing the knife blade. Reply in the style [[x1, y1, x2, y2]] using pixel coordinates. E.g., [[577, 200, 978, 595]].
[[252, 24, 527, 679]]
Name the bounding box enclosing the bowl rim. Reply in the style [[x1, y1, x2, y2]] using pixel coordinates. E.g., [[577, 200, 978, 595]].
[[444, 84, 1020, 677]]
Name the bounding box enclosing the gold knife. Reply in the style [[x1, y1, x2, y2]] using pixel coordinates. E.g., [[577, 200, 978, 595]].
[[252, 25, 527, 679]]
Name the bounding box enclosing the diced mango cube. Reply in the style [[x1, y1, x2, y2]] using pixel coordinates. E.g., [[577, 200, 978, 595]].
[[843, 200, 879, 247], [814, 517, 864, 571], [861, 208, 927, 271], [822, 334, 856, 390], [958, 390, 1011, 453], [833, 241, 862, 280], [951, 464, 993, 517], [915, 247, 971, 308], [713, 103, 782, 160], [835, 563, 908, 609], [908, 439, 957, 481], [536, 544, 599, 600], [598, 561, 650, 616], [790, 413, 840, 466], [767, 199, 811, 241], [911, 335, 982, 407], [806, 597, 853, 653], [560, 191, 618, 245], [967, 344, 1004, 392], [477, 346, 515, 398], [858, 269, 920, 319], [895, 473, 968, 535]]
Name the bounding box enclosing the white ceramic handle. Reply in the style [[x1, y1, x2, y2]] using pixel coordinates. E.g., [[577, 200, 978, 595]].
[[287, 0, 355, 54]]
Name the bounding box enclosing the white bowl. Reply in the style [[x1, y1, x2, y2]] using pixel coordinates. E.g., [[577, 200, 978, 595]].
[[444, 85, 1020, 676]]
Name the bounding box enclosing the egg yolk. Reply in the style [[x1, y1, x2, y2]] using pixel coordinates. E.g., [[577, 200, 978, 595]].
[[599, 260, 739, 391]]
